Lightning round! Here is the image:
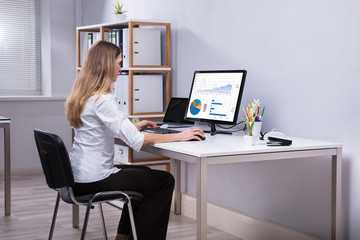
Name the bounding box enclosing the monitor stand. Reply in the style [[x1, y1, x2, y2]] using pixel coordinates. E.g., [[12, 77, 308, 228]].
[[204, 123, 232, 136]]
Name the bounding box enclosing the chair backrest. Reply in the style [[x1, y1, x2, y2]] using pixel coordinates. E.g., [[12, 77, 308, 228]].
[[34, 129, 75, 190]]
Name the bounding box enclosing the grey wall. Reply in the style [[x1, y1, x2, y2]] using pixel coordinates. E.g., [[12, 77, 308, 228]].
[[0, 99, 72, 169], [49, 0, 77, 97], [79, 0, 360, 239], [1, 0, 359, 239], [0, 0, 75, 170]]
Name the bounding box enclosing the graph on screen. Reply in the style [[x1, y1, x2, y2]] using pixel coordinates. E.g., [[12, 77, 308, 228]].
[[209, 100, 227, 117], [189, 99, 202, 115], [186, 71, 244, 122], [196, 84, 232, 94]]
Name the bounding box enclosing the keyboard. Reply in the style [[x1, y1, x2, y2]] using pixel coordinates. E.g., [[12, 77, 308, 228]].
[[143, 127, 181, 134]]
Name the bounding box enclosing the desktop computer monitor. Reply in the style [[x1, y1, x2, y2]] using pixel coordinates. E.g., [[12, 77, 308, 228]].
[[184, 70, 247, 135]]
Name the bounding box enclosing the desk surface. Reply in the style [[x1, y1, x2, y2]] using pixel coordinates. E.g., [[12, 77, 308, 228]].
[[150, 133, 342, 157]]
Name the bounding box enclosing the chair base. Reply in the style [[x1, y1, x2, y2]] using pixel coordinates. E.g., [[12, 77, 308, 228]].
[[48, 191, 140, 240]]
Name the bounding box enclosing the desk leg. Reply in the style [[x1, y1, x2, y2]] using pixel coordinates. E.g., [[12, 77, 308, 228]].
[[72, 204, 79, 228], [196, 157, 207, 240], [4, 123, 11, 216], [171, 158, 181, 215], [331, 147, 342, 240]]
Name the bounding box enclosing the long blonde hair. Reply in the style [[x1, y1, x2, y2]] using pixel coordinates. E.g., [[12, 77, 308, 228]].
[[65, 40, 121, 128]]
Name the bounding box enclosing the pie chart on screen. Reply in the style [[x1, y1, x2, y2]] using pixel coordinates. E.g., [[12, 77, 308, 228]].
[[190, 99, 202, 115]]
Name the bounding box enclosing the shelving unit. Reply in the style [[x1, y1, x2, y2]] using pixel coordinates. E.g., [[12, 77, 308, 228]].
[[76, 19, 171, 170]]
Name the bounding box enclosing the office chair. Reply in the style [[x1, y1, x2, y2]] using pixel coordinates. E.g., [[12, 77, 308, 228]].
[[34, 129, 143, 240]]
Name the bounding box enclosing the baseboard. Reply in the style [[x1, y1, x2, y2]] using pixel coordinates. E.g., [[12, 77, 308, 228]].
[[180, 194, 320, 240]]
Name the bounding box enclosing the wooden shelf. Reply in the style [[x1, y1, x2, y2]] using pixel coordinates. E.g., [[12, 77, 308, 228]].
[[76, 19, 172, 171], [76, 20, 171, 69]]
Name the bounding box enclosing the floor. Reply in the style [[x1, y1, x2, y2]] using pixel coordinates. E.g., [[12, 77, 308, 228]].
[[0, 171, 240, 239]]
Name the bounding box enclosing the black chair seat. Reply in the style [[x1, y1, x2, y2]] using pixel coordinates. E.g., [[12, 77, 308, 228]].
[[60, 188, 144, 204]]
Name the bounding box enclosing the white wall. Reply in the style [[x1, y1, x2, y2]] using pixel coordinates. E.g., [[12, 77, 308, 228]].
[[79, 0, 360, 239], [0, 0, 75, 170], [49, 0, 77, 97], [0, 99, 72, 170]]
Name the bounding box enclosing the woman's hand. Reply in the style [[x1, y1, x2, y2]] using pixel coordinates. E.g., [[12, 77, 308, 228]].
[[178, 128, 205, 141], [134, 120, 158, 131]]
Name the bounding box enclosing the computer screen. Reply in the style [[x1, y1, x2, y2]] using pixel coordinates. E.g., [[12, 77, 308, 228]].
[[185, 70, 247, 135], [162, 98, 194, 124]]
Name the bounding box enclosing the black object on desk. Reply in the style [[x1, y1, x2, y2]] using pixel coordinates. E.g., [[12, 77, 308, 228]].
[[267, 136, 292, 146], [0, 116, 11, 121]]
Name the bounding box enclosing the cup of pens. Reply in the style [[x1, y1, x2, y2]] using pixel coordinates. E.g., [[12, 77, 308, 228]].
[[252, 121, 262, 140], [243, 99, 265, 143]]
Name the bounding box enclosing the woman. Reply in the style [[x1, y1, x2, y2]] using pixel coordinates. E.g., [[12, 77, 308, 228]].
[[65, 40, 204, 240]]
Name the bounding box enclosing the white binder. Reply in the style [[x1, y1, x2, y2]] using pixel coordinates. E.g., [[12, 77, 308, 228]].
[[114, 74, 129, 114], [114, 74, 163, 115], [133, 75, 163, 113], [122, 28, 161, 68]]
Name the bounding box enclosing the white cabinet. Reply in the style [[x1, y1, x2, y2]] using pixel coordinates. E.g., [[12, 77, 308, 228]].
[[114, 141, 170, 171], [133, 75, 163, 113], [114, 73, 164, 115], [122, 28, 161, 68]]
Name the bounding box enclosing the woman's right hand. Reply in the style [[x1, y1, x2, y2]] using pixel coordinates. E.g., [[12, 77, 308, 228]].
[[178, 128, 205, 141]]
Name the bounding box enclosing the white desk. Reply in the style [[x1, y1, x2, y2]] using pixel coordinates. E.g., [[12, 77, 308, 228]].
[[0, 116, 11, 216], [142, 134, 342, 240]]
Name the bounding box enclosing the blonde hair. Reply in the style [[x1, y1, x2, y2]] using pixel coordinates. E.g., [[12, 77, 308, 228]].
[[65, 40, 121, 128]]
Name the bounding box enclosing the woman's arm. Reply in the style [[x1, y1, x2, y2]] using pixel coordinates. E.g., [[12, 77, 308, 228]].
[[133, 120, 205, 146], [143, 128, 205, 146]]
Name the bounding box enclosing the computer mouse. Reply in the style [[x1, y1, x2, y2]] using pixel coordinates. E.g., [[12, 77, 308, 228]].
[[160, 124, 169, 129], [190, 135, 206, 141]]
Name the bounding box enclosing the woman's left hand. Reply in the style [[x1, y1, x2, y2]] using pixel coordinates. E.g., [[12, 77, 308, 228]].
[[134, 120, 158, 131]]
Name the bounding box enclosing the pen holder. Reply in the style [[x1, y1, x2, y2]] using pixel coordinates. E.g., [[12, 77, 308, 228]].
[[252, 121, 262, 140]]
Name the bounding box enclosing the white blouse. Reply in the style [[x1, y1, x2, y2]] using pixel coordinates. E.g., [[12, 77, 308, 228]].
[[69, 93, 144, 183]]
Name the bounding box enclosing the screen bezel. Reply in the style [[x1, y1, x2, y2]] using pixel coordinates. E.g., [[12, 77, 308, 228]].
[[184, 70, 247, 126]]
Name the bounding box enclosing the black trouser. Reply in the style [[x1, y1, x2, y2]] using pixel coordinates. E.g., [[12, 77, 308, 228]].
[[73, 165, 175, 240]]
